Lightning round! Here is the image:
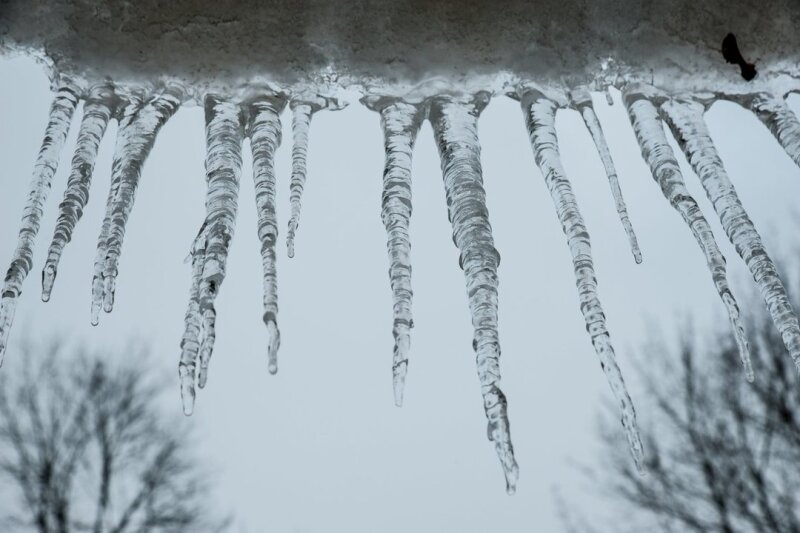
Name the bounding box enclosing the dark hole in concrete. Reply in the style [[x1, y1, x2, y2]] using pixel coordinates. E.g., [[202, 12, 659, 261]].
[[722, 32, 757, 81]]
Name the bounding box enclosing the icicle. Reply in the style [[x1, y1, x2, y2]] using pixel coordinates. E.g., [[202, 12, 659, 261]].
[[246, 94, 288, 375], [662, 98, 800, 373], [41, 82, 115, 302], [179, 224, 207, 415], [194, 95, 245, 390], [605, 88, 615, 107], [286, 101, 313, 258], [90, 90, 147, 325], [747, 93, 800, 170], [285, 95, 346, 258], [363, 96, 425, 407], [93, 83, 183, 319], [570, 87, 642, 264], [428, 92, 518, 494], [624, 90, 752, 378], [521, 90, 644, 471], [0, 80, 80, 363]]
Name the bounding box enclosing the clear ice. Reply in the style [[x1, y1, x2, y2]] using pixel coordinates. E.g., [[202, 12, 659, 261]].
[[246, 94, 288, 376], [5, 67, 800, 493], [428, 92, 518, 494], [186, 95, 244, 405], [748, 93, 800, 170], [91, 83, 183, 322], [363, 96, 425, 407], [0, 79, 79, 363], [520, 89, 644, 470], [624, 89, 752, 380], [42, 82, 115, 302], [570, 86, 642, 264], [662, 98, 800, 372]]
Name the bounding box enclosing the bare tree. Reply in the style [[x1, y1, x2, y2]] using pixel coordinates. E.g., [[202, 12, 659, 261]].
[[574, 284, 800, 533], [0, 338, 228, 533]]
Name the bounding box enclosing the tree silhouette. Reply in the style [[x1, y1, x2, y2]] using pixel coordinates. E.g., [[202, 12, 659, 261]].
[[0, 338, 228, 533], [577, 282, 800, 533]]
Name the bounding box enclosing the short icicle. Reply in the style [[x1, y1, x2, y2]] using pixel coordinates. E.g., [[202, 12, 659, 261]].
[[95, 83, 184, 319], [428, 92, 518, 494], [90, 90, 147, 325], [41, 82, 115, 302], [747, 93, 800, 170], [286, 101, 313, 258], [624, 88, 752, 379], [662, 98, 800, 373], [363, 96, 425, 407], [194, 95, 245, 391], [0, 79, 80, 363], [521, 89, 644, 471], [570, 87, 642, 264], [285, 95, 346, 257], [246, 93, 288, 375]]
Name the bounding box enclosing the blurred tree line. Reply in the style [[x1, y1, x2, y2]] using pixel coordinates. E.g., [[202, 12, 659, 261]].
[[568, 276, 800, 532], [0, 339, 228, 533]]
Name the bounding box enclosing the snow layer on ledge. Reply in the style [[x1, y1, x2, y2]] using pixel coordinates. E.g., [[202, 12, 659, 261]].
[[1, 0, 800, 100]]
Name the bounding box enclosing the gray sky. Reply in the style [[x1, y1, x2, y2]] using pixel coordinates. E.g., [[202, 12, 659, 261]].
[[1, 56, 800, 532]]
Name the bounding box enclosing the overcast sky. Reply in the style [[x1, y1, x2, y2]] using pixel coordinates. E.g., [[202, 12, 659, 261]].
[[1, 56, 800, 532]]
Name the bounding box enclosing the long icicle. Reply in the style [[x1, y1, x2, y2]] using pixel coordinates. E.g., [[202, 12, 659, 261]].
[[428, 93, 518, 494], [624, 89, 752, 379], [0, 80, 80, 363], [521, 90, 644, 471], [246, 94, 287, 375], [662, 98, 800, 371], [41, 82, 115, 302], [367, 97, 425, 407], [98, 83, 183, 317], [195, 95, 244, 390], [286, 101, 313, 258], [90, 89, 148, 325], [570, 87, 642, 264], [179, 223, 208, 415], [747, 93, 800, 169]]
